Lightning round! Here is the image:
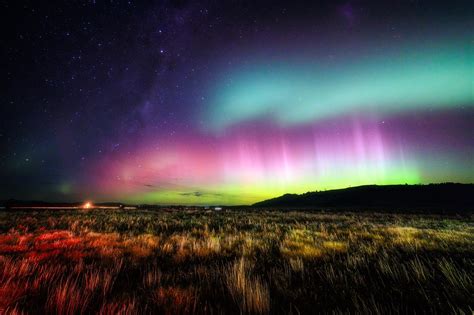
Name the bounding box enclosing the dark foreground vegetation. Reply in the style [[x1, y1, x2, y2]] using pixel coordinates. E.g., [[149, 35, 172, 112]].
[[0, 209, 473, 314]]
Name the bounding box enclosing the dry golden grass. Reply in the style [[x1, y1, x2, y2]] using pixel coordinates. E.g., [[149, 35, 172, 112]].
[[0, 209, 472, 314], [226, 257, 270, 314]]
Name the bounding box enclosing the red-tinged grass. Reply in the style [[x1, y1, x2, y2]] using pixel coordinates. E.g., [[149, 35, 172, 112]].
[[46, 276, 91, 314], [0, 282, 27, 311], [35, 231, 73, 242], [98, 297, 138, 315], [153, 287, 197, 315], [0, 244, 29, 254]]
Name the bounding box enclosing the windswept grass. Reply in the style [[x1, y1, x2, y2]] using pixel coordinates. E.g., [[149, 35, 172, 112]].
[[226, 257, 270, 314], [0, 209, 472, 314]]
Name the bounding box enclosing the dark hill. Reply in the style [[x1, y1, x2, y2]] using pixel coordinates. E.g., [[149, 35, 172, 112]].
[[253, 183, 474, 211]]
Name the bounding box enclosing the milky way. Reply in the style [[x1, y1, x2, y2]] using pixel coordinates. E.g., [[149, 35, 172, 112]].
[[1, 1, 473, 204]]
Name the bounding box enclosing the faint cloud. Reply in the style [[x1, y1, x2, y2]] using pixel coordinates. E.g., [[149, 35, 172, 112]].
[[179, 191, 222, 198]]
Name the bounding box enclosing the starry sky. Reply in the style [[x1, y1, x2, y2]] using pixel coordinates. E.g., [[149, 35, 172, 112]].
[[1, 1, 473, 205]]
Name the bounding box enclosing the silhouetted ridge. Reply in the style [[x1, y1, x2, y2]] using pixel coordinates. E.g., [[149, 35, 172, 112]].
[[253, 183, 474, 210]]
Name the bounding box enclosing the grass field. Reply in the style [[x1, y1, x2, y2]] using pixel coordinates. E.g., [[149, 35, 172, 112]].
[[0, 209, 473, 314]]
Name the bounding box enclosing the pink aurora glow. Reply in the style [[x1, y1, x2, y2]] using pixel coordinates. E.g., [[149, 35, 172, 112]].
[[87, 113, 418, 200]]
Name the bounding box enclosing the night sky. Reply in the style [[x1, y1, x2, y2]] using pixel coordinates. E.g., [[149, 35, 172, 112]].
[[1, 1, 473, 205]]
